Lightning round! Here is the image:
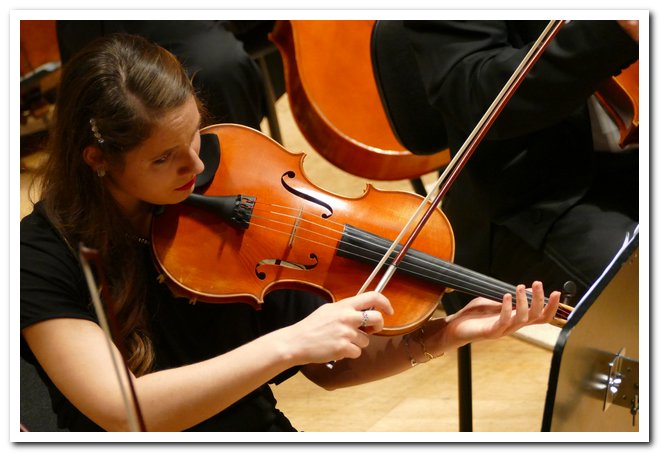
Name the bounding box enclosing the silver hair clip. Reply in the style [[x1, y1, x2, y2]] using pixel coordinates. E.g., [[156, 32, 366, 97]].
[[89, 118, 105, 145]]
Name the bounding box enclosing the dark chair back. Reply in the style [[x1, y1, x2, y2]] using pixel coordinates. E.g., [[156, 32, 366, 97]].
[[371, 20, 448, 155]]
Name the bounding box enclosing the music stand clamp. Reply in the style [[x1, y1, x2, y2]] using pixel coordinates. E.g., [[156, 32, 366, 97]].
[[603, 348, 639, 426]]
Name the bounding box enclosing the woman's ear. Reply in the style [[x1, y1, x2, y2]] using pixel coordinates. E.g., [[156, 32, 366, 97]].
[[82, 146, 106, 176]]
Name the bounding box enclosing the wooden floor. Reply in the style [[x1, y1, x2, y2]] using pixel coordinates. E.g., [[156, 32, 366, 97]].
[[274, 337, 553, 433], [19, 94, 559, 433]]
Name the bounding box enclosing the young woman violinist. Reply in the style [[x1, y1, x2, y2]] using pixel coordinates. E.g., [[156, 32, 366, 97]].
[[20, 33, 560, 432]]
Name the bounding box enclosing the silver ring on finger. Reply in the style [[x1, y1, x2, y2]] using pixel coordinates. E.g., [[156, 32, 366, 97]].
[[360, 310, 369, 328]]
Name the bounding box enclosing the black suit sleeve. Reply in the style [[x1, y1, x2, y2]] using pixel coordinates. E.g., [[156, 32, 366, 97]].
[[404, 20, 638, 140]]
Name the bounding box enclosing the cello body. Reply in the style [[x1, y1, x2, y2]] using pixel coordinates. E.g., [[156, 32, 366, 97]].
[[270, 20, 450, 181], [594, 60, 639, 148], [20, 20, 61, 122]]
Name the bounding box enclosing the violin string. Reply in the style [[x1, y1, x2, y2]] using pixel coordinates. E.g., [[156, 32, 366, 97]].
[[246, 215, 570, 319], [247, 202, 569, 317], [251, 202, 571, 318], [250, 202, 571, 317]]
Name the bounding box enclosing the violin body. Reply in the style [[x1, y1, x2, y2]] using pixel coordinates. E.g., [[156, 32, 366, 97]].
[[152, 124, 572, 334], [152, 124, 453, 335], [270, 20, 450, 181]]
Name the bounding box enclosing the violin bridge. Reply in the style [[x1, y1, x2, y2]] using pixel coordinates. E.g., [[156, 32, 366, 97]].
[[288, 206, 304, 248]]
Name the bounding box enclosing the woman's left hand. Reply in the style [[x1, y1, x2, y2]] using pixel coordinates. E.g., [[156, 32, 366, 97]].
[[436, 281, 561, 351]]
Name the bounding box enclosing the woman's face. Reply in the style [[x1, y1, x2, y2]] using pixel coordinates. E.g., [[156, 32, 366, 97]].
[[103, 96, 205, 216]]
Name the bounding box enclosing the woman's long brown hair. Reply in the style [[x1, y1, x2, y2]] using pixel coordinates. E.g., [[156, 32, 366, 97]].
[[38, 34, 198, 375]]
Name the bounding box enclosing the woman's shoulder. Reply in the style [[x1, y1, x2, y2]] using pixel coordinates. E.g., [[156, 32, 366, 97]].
[[21, 201, 56, 238], [21, 201, 83, 283], [21, 202, 74, 257], [21, 201, 96, 330]]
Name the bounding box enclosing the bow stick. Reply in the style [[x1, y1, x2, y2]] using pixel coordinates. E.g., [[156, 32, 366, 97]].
[[79, 243, 147, 432]]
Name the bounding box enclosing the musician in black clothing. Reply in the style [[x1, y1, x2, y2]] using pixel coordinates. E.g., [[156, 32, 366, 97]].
[[56, 20, 283, 130], [404, 20, 639, 304]]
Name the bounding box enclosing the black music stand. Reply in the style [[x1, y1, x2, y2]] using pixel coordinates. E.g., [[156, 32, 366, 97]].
[[542, 229, 640, 432]]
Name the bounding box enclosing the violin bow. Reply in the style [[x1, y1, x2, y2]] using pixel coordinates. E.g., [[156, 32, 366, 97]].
[[359, 19, 566, 295], [79, 244, 147, 432]]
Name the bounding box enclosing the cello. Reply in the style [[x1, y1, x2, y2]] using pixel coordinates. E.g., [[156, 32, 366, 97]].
[[270, 20, 450, 182], [594, 60, 639, 148], [20, 20, 61, 123]]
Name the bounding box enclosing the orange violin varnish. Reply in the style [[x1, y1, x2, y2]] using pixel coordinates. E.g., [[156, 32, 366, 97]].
[[152, 124, 453, 335], [151, 125, 572, 335]]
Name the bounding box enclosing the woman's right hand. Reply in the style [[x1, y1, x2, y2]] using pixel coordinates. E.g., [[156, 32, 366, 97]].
[[281, 291, 393, 365]]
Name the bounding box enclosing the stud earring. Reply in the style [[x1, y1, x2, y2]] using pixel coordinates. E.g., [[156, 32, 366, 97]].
[[97, 168, 106, 177]]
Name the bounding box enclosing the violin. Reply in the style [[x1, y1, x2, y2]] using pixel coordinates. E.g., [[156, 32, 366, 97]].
[[594, 60, 639, 148], [151, 124, 572, 335], [269, 20, 450, 181]]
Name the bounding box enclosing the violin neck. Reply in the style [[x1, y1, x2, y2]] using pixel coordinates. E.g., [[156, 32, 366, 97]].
[[338, 224, 571, 326]]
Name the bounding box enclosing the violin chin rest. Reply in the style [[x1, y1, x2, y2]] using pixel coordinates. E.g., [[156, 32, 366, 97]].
[[194, 133, 221, 190]]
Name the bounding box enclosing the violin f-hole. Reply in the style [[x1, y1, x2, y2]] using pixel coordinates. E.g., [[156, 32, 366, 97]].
[[255, 253, 319, 280], [281, 171, 334, 218]]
